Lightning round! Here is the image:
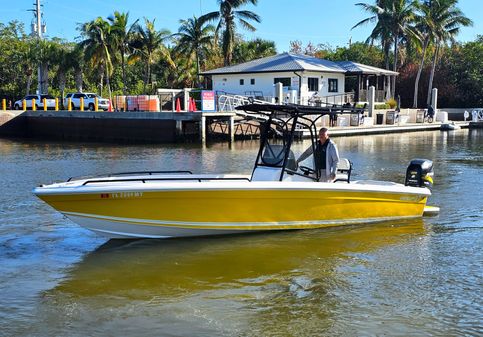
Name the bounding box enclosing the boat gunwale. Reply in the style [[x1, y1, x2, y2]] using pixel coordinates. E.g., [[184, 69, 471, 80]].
[[33, 179, 431, 197]]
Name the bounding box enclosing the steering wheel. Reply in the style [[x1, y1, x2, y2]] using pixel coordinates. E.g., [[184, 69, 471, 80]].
[[299, 165, 316, 176]]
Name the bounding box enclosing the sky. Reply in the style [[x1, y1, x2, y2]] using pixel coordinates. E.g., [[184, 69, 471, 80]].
[[0, 0, 481, 52]]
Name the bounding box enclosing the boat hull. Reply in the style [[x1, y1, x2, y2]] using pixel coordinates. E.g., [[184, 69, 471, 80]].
[[36, 185, 429, 238]]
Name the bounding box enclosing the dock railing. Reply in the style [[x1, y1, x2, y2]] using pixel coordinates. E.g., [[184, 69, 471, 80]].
[[217, 93, 272, 112]]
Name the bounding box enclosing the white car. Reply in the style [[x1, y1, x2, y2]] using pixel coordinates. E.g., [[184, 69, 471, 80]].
[[64, 92, 109, 111], [14, 94, 56, 110]]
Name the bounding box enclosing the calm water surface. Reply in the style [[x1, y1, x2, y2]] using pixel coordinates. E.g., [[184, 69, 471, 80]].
[[0, 130, 482, 336]]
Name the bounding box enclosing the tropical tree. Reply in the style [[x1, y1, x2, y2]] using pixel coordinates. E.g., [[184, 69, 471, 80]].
[[423, 0, 472, 105], [79, 17, 114, 100], [108, 11, 138, 95], [20, 39, 37, 95], [199, 0, 261, 66], [232, 37, 276, 63], [131, 18, 173, 93], [36, 39, 60, 94], [353, 0, 416, 98], [71, 44, 85, 92], [411, 1, 433, 107], [53, 43, 74, 100], [174, 16, 214, 87]]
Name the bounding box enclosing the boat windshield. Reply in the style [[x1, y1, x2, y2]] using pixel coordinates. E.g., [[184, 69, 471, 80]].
[[236, 103, 366, 181]]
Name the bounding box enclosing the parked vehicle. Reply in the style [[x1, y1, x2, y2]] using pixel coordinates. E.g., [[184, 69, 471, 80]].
[[14, 94, 56, 110], [64, 92, 109, 111]]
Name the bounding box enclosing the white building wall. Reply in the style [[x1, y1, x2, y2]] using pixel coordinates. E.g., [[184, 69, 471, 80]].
[[211, 71, 345, 104]]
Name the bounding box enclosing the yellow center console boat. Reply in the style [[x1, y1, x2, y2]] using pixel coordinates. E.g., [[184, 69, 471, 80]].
[[34, 104, 435, 238]]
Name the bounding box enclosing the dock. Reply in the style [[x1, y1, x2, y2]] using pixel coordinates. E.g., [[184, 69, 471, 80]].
[[0, 110, 236, 143], [0, 109, 477, 144]]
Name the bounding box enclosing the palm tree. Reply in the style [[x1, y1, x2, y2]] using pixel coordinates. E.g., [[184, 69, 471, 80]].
[[20, 39, 37, 95], [174, 16, 214, 87], [108, 11, 138, 95], [71, 44, 85, 92], [232, 37, 276, 63], [353, 0, 393, 70], [199, 0, 261, 66], [131, 18, 173, 93], [79, 17, 114, 100], [36, 39, 59, 94], [411, 1, 434, 108], [53, 43, 74, 100], [353, 0, 415, 98], [424, 0, 472, 105]]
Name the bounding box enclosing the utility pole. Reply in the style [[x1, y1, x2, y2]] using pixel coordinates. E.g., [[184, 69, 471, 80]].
[[30, 0, 44, 94]]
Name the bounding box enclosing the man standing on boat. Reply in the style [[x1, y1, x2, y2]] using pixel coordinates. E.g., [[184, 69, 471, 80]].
[[297, 128, 339, 182]]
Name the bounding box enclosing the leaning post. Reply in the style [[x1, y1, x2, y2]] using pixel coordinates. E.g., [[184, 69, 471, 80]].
[[368, 86, 375, 118]]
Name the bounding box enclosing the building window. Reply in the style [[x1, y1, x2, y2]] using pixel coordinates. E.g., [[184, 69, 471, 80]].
[[308, 77, 319, 91], [240, 79, 244, 85], [273, 77, 291, 87], [250, 78, 255, 85], [328, 79, 338, 93]]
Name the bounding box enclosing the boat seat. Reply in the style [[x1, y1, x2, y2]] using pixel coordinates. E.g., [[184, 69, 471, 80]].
[[334, 158, 352, 183]]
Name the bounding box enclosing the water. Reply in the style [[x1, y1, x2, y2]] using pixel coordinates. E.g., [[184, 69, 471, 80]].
[[0, 130, 482, 336]]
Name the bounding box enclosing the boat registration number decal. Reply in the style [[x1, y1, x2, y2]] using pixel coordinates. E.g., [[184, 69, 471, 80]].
[[101, 192, 143, 199]]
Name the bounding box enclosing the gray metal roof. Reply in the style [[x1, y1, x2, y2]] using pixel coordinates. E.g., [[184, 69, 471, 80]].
[[336, 61, 399, 75], [200, 52, 347, 75]]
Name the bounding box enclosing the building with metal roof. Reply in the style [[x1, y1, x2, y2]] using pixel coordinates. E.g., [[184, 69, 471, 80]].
[[201, 53, 398, 104]]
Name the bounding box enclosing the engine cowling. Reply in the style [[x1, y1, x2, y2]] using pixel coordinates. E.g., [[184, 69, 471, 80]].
[[405, 159, 434, 189]]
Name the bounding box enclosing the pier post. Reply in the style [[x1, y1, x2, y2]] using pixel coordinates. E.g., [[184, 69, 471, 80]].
[[368, 86, 375, 117], [200, 115, 206, 143], [183, 89, 190, 112], [229, 116, 235, 143], [274, 82, 283, 104], [171, 93, 175, 112], [431, 88, 438, 111]]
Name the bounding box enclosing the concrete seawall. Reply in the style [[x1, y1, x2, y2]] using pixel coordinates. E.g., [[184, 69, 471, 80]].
[[0, 110, 239, 143], [0, 109, 476, 143]]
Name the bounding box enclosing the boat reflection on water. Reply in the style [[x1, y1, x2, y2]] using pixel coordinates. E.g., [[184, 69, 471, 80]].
[[48, 219, 425, 298], [37, 221, 432, 336]]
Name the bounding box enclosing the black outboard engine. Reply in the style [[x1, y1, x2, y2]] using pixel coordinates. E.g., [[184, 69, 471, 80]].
[[405, 159, 434, 189]]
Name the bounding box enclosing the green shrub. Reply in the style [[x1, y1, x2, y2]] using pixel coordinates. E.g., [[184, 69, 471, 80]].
[[386, 98, 397, 109], [375, 103, 390, 109]]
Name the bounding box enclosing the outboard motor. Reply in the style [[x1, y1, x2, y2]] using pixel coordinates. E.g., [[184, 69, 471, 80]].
[[405, 159, 434, 189]]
